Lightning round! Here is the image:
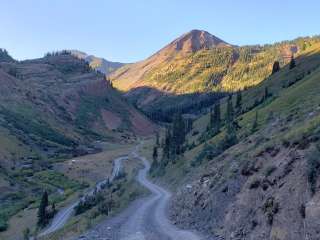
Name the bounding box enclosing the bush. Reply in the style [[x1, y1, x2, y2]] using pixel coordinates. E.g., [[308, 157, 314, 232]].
[[263, 197, 279, 225], [299, 204, 306, 218], [249, 178, 261, 189], [264, 165, 277, 177]]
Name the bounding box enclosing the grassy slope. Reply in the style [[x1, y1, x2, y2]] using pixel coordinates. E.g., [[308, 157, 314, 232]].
[[161, 41, 320, 182], [150, 40, 320, 239], [0, 53, 154, 235]]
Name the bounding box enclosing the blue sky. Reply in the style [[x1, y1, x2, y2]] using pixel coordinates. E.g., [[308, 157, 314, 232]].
[[1, 0, 319, 62]]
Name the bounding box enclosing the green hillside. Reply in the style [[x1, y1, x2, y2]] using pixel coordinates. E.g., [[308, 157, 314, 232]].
[[111, 31, 320, 122], [0, 51, 155, 232], [150, 39, 320, 239]]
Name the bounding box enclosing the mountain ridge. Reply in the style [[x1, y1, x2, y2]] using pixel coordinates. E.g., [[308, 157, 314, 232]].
[[110, 30, 307, 122], [70, 50, 125, 75]]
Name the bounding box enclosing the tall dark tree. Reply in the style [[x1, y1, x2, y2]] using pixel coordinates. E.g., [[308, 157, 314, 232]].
[[155, 132, 160, 146], [163, 128, 171, 160], [152, 146, 158, 162], [271, 61, 280, 74], [251, 111, 259, 133], [172, 113, 186, 155], [209, 101, 221, 135], [235, 91, 242, 114], [151, 146, 159, 171], [289, 55, 296, 69], [225, 95, 234, 124], [38, 191, 49, 227], [224, 97, 237, 147]]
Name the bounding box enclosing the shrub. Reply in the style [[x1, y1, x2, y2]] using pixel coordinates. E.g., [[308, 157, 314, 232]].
[[263, 197, 279, 225], [299, 204, 306, 218], [264, 165, 277, 177], [249, 178, 261, 189]]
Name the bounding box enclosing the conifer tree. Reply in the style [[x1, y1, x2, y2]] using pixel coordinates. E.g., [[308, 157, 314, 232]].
[[155, 132, 160, 146], [163, 128, 171, 160], [235, 91, 242, 114], [38, 191, 49, 227], [251, 111, 259, 133], [151, 146, 159, 171], [152, 146, 158, 162], [289, 55, 296, 69], [209, 101, 221, 135], [172, 113, 186, 155], [225, 95, 234, 123], [224, 96, 237, 147], [271, 61, 280, 74]]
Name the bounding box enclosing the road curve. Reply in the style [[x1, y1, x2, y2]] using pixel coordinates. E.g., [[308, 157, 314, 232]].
[[39, 155, 129, 237], [77, 143, 202, 240]]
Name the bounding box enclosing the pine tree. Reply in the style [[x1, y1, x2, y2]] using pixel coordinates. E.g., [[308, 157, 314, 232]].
[[251, 111, 259, 133], [235, 91, 242, 114], [152, 146, 158, 162], [209, 101, 221, 135], [271, 61, 280, 74], [151, 146, 158, 172], [163, 128, 171, 160], [155, 132, 160, 146], [224, 97, 237, 147], [289, 55, 296, 69], [172, 113, 186, 155], [225, 95, 234, 123], [38, 191, 49, 227]]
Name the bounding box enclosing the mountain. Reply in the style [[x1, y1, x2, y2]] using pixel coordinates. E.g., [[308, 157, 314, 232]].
[[152, 36, 320, 239], [110, 30, 302, 121], [0, 50, 155, 231], [111, 29, 230, 92], [70, 50, 125, 75]]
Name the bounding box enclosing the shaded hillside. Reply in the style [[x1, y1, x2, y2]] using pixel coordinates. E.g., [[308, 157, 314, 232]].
[[111, 30, 319, 121], [151, 39, 320, 239], [71, 50, 125, 75], [0, 51, 155, 231]]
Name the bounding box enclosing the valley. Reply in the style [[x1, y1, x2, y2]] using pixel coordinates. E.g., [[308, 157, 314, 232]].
[[1, 26, 320, 240]]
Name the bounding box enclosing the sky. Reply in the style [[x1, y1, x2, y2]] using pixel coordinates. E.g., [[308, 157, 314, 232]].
[[1, 0, 320, 62]]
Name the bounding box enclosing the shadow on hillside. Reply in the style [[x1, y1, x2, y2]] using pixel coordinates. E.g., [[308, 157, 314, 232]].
[[124, 86, 228, 122], [122, 50, 320, 122]]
